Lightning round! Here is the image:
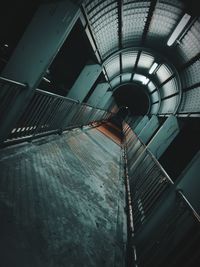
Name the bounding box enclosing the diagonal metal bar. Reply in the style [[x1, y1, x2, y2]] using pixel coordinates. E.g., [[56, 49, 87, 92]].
[[183, 82, 200, 92]]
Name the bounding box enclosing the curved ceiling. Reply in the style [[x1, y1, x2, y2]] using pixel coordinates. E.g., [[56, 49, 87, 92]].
[[81, 0, 200, 116]]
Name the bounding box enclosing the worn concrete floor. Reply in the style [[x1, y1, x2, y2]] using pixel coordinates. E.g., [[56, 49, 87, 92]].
[[0, 127, 126, 267]]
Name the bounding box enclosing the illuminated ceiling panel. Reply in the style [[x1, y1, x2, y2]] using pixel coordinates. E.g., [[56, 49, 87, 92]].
[[104, 55, 120, 79], [82, 0, 197, 116], [146, 1, 183, 43], [179, 87, 200, 113], [180, 60, 200, 89], [122, 51, 138, 72], [148, 81, 156, 92], [156, 64, 172, 83], [121, 73, 132, 83], [151, 91, 159, 103], [84, 0, 119, 59], [159, 95, 179, 114], [151, 103, 159, 114], [137, 52, 154, 70], [160, 78, 178, 98], [123, 1, 150, 47], [177, 19, 200, 63], [110, 76, 120, 88], [133, 74, 149, 85]]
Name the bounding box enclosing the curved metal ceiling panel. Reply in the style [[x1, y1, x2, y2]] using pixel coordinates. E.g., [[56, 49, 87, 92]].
[[151, 102, 159, 114], [148, 81, 156, 92], [146, 1, 183, 45], [84, 0, 119, 58], [156, 64, 172, 83], [180, 60, 200, 89], [82, 0, 199, 116], [151, 91, 159, 103], [160, 78, 178, 98], [122, 51, 138, 73], [179, 87, 200, 114], [104, 55, 120, 79], [110, 76, 120, 87], [121, 73, 132, 83], [177, 19, 200, 63], [159, 95, 179, 114], [123, 1, 150, 47], [137, 52, 154, 70]]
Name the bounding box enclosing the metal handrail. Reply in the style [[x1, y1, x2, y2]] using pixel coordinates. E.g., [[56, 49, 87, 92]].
[[0, 76, 27, 87], [36, 88, 110, 113], [36, 88, 79, 103], [0, 76, 110, 113], [123, 122, 174, 185], [0, 77, 112, 144], [177, 189, 200, 223], [147, 149, 174, 185]]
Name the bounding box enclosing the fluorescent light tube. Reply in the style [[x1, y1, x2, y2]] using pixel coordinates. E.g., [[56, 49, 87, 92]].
[[167, 13, 191, 46], [43, 77, 51, 83], [142, 77, 149, 85], [149, 62, 158, 74]]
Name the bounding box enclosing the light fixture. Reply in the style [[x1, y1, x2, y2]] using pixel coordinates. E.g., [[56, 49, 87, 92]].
[[42, 77, 51, 83], [133, 74, 150, 85], [149, 62, 158, 74], [167, 13, 191, 46], [142, 77, 150, 85]]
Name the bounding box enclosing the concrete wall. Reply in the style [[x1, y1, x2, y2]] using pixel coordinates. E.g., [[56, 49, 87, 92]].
[[138, 115, 160, 144], [87, 83, 109, 107], [2, 1, 80, 89], [147, 115, 180, 159], [67, 63, 102, 102]]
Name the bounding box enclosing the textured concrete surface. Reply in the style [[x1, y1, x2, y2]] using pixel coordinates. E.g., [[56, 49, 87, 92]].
[[0, 127, 126, 267]]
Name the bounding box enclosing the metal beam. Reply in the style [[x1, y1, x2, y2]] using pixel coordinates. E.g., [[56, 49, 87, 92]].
[[134, 116, 150, 135], [147, 115, 180, 159], [87, 82, 110, 107], [81, 5, 103, 63], [118, 0, 123, 83], [138, 115, 160, 144], [131, 50, 142, 80], [67, 63, 102, 102], [141, 0, 158, 45], [183, 82, 200, 92], [161, 92, 179, 101]]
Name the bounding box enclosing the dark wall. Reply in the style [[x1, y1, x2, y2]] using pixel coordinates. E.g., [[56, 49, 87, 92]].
[[113, 83, 150, 115]]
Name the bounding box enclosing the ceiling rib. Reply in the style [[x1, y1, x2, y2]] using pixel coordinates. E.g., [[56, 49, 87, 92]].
[[141, 0, 158, 45]]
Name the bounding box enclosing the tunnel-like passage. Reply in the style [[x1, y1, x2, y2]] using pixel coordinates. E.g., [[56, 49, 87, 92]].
[[0, 0, 200, 266], [113, 83, 150, 115]]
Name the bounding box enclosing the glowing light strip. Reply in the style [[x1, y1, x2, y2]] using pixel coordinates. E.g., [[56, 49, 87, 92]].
[[149, 62, 158, 74], [167, 13, 191, 46]]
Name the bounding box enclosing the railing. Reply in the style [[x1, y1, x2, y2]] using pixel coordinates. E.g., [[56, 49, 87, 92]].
[[123, 119, 200, 267], [123, 122, 173, 233], [137, 190, 200, 267], [123, 118, 200, 267], [0, 77, 111, 144], [0, 77, 26, 124]]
